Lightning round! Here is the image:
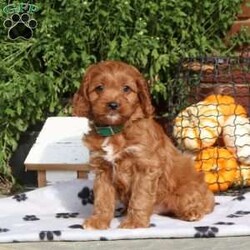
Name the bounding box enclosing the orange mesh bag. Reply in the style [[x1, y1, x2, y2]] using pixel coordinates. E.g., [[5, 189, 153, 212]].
[[195, 147, 238, 192], [204, 94, 247, 121]]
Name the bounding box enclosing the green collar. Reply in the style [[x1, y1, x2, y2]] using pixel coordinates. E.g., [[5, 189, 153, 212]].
[[94, 125, 124, 137]]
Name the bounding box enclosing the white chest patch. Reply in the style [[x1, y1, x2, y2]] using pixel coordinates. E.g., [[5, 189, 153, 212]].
[[102, 137, 116, 163]]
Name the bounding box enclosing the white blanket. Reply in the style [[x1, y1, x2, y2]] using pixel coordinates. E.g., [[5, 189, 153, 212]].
[[0, 179, 250, 243]]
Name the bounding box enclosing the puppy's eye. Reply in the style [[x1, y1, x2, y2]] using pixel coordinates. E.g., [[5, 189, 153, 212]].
[[95, 85, 104, 93], [123, 85, 131, 93]]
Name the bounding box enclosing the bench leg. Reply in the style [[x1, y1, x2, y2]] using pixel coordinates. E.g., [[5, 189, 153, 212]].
[[77, 171, 88, 179], [37, 170, 46, 187]]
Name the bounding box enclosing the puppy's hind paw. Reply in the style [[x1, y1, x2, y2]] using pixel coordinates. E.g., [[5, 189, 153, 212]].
[[180, 210, 204, 222]]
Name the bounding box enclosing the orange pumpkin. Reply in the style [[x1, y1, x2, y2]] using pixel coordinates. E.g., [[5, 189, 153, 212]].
[[195, 147, 238, 192], [204, 94, 247, 121], [173, 101, 223, 151]]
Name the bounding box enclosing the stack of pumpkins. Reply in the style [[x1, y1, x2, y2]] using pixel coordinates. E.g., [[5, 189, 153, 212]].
[[173, 94, 250, 192]]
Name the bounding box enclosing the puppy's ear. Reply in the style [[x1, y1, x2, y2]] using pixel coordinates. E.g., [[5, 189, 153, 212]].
[[72, 74, 90, 117], [136, 76, 155, 117]]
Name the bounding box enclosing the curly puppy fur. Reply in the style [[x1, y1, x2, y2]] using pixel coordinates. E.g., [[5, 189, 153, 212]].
[[73, 61, 214, 229]]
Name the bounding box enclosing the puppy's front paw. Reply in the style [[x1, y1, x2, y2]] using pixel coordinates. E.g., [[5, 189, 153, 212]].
[[119, 217, 149, 229], [83, 216, 110, 230]]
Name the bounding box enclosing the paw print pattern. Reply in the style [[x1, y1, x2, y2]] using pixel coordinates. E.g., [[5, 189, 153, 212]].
[[68, 224, 84, 229], [232, 195, 246, 201], [23, 215, 40, 221], [0, 228, 9, 233], [12, 193, 27, 202], [100, 237, 109, 241], [3, 13, 37, 40], [78, 187, 94, 205], [214, 222, 234, 225], [39, 230, 61, 241], [227, 210, 250, 218], [194, 226, 219, 238], [56, 212, 79, 219], [115, 207, 126, 218]]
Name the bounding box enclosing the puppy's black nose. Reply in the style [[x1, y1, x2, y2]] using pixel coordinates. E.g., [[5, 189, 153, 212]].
[[107, 102, 119, 110]]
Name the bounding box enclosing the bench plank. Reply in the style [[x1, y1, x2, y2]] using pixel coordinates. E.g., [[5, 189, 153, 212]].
[[24, 117, 91, 186]]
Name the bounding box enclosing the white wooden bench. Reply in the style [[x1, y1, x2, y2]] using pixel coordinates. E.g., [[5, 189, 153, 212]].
[[24, 117, 90, 187]]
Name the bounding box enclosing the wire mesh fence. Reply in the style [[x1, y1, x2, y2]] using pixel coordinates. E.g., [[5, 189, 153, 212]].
[[170, 51, 250, 193]]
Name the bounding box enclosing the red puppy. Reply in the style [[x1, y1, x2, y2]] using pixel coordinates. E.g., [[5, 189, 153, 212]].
[[73, 61, 214, 229]]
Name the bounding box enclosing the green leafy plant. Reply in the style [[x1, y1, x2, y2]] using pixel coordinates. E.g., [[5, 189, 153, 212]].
[[0, 0, 247, 191]]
